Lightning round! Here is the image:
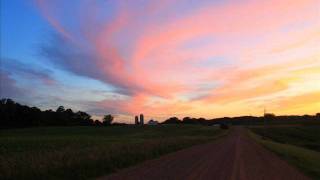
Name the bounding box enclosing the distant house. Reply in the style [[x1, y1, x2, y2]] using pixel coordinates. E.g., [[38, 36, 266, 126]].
[[147, 119, 159, 125]]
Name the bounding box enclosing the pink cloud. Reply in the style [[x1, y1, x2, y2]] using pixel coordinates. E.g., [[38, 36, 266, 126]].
[[35, 0, 320, 121]]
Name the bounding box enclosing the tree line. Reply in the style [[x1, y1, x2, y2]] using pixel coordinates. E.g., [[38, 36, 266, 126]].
[[1, 98, 319, 129], [0, 99, 114, 128], [162, 113, 320, 126]]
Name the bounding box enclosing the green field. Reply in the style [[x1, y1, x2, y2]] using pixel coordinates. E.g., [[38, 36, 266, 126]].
[[249, 126, 320, 179], [250, 126, 320, 151], [0, 125, 225, 180]]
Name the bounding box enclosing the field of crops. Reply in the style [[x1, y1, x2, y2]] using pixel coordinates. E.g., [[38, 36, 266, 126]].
[[0, 125, 224, 180], [249, 126, 320, 179], [250, 126, 320, 151]]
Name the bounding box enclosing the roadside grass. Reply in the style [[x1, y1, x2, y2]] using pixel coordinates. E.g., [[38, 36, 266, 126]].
[[250, 126, 320, 152], [248, 127, 320, 179], [0, 125, 226, 180]]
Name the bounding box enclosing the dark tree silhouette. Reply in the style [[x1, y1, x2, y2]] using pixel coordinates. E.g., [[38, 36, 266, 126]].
[[56, 106, 65, 113], [0, 98, 100, 128], [162, 117, 181, 124], [181, 117, 207, 124], [103, 114, 114, 126], [264, 113, 276, 119], [75, 111, 94, 126], [94, 120, 103, 126], [182, 117, 192, 123]]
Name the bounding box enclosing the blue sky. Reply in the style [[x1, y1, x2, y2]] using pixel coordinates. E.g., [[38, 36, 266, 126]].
[[1, 0, 117, 120], [1, 0, 319, 122]]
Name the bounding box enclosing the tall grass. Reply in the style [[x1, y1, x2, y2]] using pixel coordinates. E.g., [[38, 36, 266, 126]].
[[250, 126, 320, 152], [249, 128, 320, 179]]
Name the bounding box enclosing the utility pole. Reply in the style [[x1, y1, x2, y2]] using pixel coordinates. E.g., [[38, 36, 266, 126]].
[[263, 107, 266, 139]]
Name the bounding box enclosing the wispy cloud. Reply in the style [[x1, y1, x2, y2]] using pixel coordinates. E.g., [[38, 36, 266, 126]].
[[0, 71, 27, 99], [27, 0, 320, 121], [1, 58, 56, 86]]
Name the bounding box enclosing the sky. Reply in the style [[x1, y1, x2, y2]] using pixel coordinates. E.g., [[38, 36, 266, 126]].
[[1, 0, 320, 123]]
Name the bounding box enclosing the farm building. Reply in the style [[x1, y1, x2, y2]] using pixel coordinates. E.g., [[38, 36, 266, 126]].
[[147, 119, 159, 125]]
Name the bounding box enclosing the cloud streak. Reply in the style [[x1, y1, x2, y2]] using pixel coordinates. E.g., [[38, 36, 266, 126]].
[[32, 0, 320, 121]]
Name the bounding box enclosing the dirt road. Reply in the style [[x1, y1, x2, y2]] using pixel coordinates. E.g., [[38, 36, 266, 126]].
[[99, 127, 309, 180]]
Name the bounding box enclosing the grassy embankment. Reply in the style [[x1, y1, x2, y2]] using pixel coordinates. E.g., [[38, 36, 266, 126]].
[[0, 125, 227, 180], [249, 126, 320, 179]]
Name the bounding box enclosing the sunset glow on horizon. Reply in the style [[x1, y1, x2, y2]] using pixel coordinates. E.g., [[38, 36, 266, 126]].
[[1, 0, 319, 122]]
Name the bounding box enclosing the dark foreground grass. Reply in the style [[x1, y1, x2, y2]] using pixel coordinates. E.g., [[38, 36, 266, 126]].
[[249, 126, 320, 179], [0, 125, 225, 180], [250, 126, 320, 152]]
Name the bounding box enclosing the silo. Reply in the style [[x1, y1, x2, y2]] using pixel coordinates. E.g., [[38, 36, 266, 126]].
[[140, 114, 144, 125], [135, 116, 139, 125]]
